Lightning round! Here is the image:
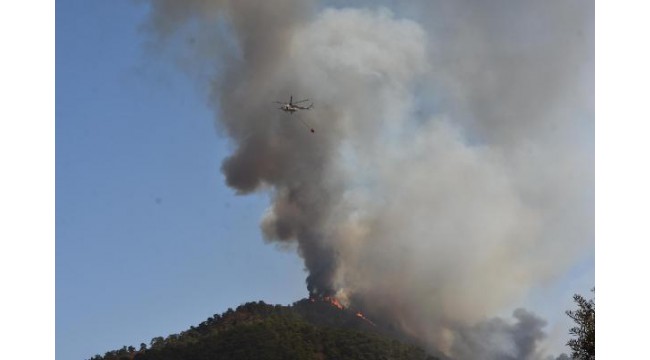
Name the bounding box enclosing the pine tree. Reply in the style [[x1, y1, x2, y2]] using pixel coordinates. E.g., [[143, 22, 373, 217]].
[[566, 289, 595, 360]]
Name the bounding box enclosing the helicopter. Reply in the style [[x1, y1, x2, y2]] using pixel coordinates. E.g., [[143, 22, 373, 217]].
[[274, 95, 313, 114], [274, 95, 315, 133]]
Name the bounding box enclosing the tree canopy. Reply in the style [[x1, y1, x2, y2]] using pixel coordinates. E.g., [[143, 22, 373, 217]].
[[566, 289, 595, 360]]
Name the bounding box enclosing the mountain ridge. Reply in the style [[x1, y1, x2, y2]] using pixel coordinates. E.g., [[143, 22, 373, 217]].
[[88, 298, 441, 360]]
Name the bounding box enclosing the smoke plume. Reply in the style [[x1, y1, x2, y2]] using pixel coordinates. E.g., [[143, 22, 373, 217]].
[[142, 1, 593, 358], [451, 309, 548, 360]]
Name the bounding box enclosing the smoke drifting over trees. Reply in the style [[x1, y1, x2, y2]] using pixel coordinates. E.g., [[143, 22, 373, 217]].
[[143, 1, 593, 358]]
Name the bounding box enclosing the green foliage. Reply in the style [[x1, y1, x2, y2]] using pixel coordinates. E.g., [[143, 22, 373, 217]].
[[89, 300, 437, 360], [566, 289, 595, 360]]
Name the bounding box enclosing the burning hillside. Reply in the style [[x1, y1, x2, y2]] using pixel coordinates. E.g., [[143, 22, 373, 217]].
[[307, 295, 376, 327], [295, 297, 377, 333]]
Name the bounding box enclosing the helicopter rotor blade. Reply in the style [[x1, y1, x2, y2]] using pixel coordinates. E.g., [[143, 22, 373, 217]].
[[293, 99, 310, 104]]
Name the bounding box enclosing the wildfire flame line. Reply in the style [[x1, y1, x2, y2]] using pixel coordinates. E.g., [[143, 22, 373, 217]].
[[309, 296, 376, 326], [355, 312, 376, 326], [322, 296, 345, 310]]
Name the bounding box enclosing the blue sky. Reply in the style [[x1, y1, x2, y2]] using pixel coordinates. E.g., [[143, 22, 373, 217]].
[[56, 2, 308, 359]]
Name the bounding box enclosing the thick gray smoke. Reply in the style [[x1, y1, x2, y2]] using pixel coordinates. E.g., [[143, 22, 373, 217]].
[[143, 1, 593, 358], [451, 309, 548, 360]]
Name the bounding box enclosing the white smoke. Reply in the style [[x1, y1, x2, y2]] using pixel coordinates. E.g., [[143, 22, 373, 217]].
[[143, 1, 593, 359]]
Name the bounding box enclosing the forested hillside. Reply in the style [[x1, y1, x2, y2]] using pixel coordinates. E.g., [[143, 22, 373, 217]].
[[89, 299, 439, 360]]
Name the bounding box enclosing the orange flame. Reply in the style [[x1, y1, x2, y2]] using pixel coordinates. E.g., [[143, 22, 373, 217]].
[[355, 311, 376, 326], [322, 296, 345, 310]]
